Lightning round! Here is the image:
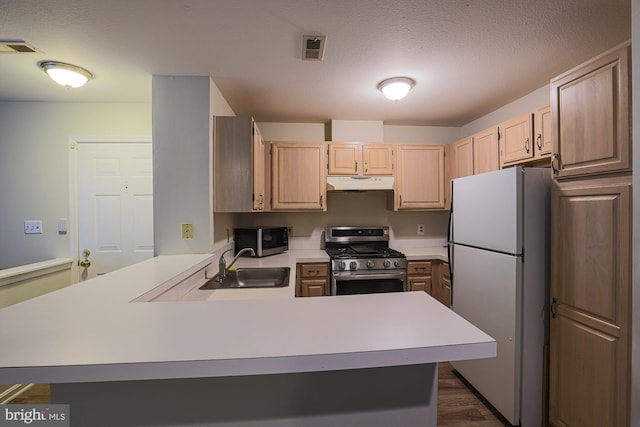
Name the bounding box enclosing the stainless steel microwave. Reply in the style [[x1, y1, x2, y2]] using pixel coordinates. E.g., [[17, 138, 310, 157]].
[[234, 227, 289, 257]]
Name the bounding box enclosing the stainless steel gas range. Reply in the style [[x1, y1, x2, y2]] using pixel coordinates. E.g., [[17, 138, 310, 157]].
[[324, 226, 407, 296]]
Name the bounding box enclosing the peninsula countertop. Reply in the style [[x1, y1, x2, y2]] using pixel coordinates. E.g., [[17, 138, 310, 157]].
[[0, 253, 493, 386]]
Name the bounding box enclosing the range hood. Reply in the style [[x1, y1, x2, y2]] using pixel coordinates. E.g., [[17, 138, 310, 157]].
[[326, 176, 395, 191]]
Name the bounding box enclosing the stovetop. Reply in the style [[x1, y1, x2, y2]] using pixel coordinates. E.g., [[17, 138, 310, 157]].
[[325, 246, 405, 259]]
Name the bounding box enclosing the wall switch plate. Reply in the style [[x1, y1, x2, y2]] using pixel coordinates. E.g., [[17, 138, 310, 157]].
[[58, 218, 68, 234], [24, 220, 43, 234], [417, 224, 425, 235], [182, 223, 194, 239]]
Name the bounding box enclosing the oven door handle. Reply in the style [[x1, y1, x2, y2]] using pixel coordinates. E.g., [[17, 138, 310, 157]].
[[331, 272, 406, 281]]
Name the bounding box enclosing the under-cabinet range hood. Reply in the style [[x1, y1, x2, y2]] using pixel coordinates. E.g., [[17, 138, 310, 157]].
[[326, 176, 394, 191]]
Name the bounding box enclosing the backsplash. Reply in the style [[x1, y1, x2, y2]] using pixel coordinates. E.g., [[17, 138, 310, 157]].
[[221, 191, 449, 250]]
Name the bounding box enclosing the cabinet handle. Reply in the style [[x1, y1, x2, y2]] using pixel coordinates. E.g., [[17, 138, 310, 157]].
[[551, 153, 561, 176], [536, 134, 542, 150], [399, 195, 402, 207], [524, 137, 530, 154], [551, 297, 557, 319], [320, 195, 323, 207], [355, 160, 358, 172]]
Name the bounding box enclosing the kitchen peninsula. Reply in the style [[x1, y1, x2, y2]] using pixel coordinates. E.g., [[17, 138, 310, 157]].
[[0, 253, 495, 427]]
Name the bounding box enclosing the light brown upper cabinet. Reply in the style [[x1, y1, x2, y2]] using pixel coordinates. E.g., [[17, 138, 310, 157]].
[[444, 137, 474, 209], [533, 105, 552, 159], [270, 142, 327, 211], [252, 124, 266, 211], [395, 144, 445, 210], [327, 142, 394, 176], [473, 127, 500, 175], [550, 42, 631, 179], [213, 116, 268, 212], [499, 112, 534, 167]]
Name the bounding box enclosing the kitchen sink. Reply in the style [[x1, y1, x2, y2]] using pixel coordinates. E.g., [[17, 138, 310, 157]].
[[199, 267, 290, 290]]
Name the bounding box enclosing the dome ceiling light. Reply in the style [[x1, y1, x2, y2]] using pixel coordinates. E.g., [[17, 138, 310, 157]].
[[378, 77, 415, 101], [39, 61, 94, 88]]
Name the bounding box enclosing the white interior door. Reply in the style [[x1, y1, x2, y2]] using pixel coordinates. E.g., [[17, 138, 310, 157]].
[[77, 142, 153, 280]]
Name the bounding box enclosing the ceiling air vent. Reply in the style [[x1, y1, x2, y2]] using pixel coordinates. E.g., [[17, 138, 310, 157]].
[[302, 35, 326, 61], [0, 40, 40, 54]]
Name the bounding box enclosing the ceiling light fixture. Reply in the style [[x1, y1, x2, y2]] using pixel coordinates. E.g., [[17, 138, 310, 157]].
[[39, 61, 94, 88], [378, 77, 415, 101]]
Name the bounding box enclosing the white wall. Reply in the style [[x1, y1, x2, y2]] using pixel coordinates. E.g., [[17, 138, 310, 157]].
[[384, 125, 460, 144], [0, 102, 151, 269], [460, 85, 550, 137], [152, 76, 220, 255], [235, 192, 448, 249]]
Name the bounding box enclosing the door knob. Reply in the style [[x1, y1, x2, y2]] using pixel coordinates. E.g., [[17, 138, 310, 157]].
[[79, 249, 92, 268]]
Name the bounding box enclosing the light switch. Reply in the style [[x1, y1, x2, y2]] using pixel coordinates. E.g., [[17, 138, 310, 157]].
[[58, 218, 68, 234]]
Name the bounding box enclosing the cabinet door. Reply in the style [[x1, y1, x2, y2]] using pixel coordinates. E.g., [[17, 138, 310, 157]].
[[408, 276, 431, 293], [363, 144, 394, 175], [499, 112, 533, 166], [549, 176, 631, 427], [252, 122, 266, 211], [439, 263, 451, 307], [533, 105, 552, 159], [550, 42, 630, 179], [328, 143, 360, 175], [452, 137, 474, 178], [271, 142, 326, 210], [395, 145, 445, 210], [444, 144, 454, 210], [473, 127, 500, 175], [300, 279, 328, 297]]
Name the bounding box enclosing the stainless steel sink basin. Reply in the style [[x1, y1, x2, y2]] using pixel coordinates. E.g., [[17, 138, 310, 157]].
[[199, 267, 290, 290]]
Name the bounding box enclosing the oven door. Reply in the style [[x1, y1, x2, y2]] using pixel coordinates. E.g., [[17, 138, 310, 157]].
[[331, 271, 407, 296]]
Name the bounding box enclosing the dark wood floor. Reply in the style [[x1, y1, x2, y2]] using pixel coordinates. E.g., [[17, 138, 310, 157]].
[[7, 362, 510, 426]]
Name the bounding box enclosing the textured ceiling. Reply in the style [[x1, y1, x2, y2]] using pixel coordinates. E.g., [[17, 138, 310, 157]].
[[0, 0, 631, 126]]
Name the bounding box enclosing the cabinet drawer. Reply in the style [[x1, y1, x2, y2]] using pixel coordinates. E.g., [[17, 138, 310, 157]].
[[441, 262, 450, 280], [408, 276, 432, 293], [407, 261, 432, 275], [299, 263, 329, 278], [300, 278, 328, 297]]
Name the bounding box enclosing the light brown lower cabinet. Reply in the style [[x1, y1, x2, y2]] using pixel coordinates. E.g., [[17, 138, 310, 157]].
[[407, 260, 450, 307], [549, 175, 631, 427], [435, 261, 451, 308], [407, 261, 432, 293], [295, 262, 329, 297]]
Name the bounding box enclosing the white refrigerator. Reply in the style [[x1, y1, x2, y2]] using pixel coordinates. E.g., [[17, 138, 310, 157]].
[[449, 166, 550, 427]]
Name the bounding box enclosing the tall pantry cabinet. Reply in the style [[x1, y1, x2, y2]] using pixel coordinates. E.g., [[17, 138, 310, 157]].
[[548, 41, 631, 427]]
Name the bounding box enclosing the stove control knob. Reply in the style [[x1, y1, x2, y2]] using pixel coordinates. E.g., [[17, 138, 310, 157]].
[[349, 261, 358, 270], [394, 260, 401, 268], [383, 259, 391, 268], [366, 260, 375, 268], [338, 261, 346, 270]]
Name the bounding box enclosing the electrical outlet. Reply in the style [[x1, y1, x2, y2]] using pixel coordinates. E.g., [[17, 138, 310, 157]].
[[287, 226, 293, 236], [182, 223, 194, 239], [417, 224, 425, 235], [24, 220, 43, 234]]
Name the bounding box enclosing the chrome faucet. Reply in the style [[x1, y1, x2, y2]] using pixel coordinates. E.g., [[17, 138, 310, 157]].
[[216, 248, 256, 281]]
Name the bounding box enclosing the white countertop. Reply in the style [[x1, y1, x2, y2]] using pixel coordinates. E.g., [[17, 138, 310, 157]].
[[0, 251, 493, 386], [400, 246, 449, 261]]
